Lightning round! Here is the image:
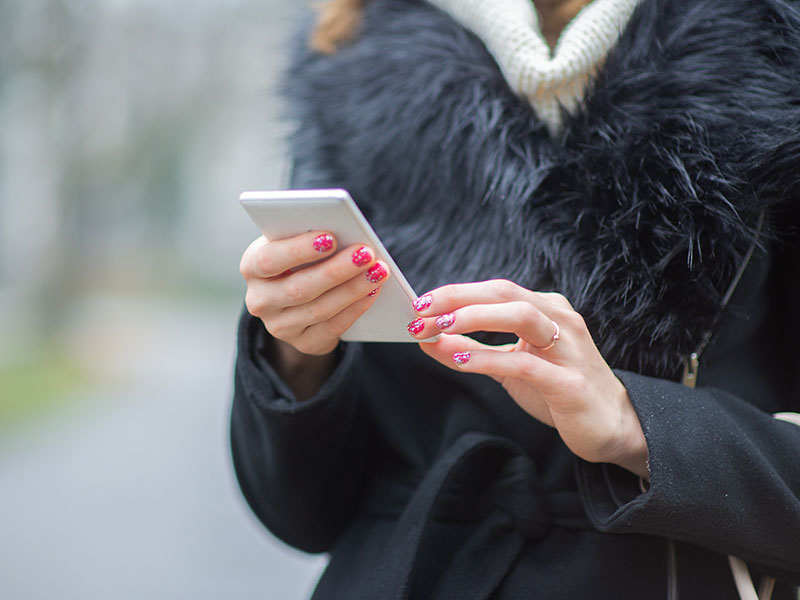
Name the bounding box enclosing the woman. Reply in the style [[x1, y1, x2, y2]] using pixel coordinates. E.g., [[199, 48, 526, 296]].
[[231, 0, 800, 597]]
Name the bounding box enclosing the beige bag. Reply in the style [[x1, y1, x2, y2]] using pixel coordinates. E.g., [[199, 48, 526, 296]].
[[727, 412, 800, 600], [678, 210, 798, 599]]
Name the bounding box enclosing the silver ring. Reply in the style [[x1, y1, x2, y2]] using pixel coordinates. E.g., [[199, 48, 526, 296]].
[[537, 321, 560, 351]]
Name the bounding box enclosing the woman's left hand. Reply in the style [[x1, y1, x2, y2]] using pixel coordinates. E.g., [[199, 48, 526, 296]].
[[409, 279, 649, 478]]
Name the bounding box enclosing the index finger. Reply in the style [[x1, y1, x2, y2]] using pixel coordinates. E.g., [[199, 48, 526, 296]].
[[412, 280, 570, 317], [240, 231, 337, 279], [412, 280, 528, 314]]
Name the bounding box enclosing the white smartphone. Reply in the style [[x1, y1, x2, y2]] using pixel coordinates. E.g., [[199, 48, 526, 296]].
[[239, 189, 438, 343]]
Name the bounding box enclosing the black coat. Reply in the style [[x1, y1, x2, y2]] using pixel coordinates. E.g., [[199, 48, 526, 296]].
[[231, 0, 800, 597]]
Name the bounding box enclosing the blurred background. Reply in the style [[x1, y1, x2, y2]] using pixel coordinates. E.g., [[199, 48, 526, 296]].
[[0, 0, 327, 597]]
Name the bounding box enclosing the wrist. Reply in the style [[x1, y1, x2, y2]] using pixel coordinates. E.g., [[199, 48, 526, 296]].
[[609, 387, 650, 480], [269, 339, 339, 401]]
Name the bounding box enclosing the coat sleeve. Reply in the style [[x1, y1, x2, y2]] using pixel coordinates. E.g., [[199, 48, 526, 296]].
[[575, 369, 800, 581], [229, 307, 373, 554], [577, 220, 800, 582]]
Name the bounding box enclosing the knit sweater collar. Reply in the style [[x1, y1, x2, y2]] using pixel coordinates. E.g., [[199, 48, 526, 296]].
[[425, 0, 641, 135]]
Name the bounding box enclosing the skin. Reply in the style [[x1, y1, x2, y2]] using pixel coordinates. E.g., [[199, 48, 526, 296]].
[[240, 231, 390, 400], [533, 0, 594, 49], [310, 0, 590, 53], [409, 281, 649, 479], [241, 0, 649, 476], [240, 235, 649, 478]]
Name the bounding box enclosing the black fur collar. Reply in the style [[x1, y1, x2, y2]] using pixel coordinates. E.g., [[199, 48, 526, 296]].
[[285, 0, 800, 377]]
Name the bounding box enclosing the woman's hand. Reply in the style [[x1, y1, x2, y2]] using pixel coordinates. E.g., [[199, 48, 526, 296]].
[[408, 280, 649, 478], [240, 232, 390, 398]]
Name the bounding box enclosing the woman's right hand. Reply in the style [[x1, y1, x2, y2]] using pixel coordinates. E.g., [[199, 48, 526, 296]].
[[240, 231, 390, 357]]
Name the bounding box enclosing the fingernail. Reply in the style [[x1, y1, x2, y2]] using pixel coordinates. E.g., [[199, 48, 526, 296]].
[[413, 294, 433, 312], [368, 288, 379, 297], [407, 318, 425, 336], [436, 313, 455, 330], [366, 263, 387, 283], [352, 246, 372, 267], [454, 352, 471, 365], [313, 234, 334, 253]]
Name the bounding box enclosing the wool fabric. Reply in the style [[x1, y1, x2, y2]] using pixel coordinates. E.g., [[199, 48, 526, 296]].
[[426, 0, 641, 135], [232, 0, 800, 597]]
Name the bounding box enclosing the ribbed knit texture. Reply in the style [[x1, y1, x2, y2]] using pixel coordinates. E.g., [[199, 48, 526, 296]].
[[427, 0, 641, 135]]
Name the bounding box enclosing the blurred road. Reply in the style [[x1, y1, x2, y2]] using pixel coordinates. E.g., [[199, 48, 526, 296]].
[[0, 1, 330, 597], [0, 295, 326, 599]]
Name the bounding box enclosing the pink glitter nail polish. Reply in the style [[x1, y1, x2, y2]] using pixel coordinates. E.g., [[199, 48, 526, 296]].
[[352, 246, 372, 267], [436, 313, 455, 330], [407, 318, 425, 336], [413, 294, 433, 312], [313, 234, 334, 253], [454, 352, 471, 366], [366, 263, 387, 283], [368, 288, 379, 297]]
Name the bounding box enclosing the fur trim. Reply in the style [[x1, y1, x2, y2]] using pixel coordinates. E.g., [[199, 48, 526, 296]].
[[284, 0, 800, 377]]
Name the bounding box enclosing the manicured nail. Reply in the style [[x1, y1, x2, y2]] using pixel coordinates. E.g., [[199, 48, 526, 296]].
[[313, 234, 334, 253], [436, 313, 455, 330], [366, 263, 387, 283], [407, 318, 425, 336], [368, 288, 379, 297], [413, 294, 433, 312], [454, 352, 471, 366], [352, 246, 372, 267]]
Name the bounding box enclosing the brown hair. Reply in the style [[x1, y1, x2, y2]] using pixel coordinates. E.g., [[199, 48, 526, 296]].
[[310, 0, 369, 55], [309, 1, 595, 54]]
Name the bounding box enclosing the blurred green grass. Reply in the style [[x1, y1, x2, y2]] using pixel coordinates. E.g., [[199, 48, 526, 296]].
[[0, 352, 89, 428]]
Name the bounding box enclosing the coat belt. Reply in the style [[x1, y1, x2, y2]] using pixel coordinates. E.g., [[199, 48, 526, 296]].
[[364, 432, 592, 600]]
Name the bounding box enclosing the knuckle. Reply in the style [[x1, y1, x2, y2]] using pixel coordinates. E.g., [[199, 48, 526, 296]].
[[435, 284, 457, 303], [244, 289, 266, 317], [563, 309, 586, 330], [239, 254, 250, 279], [268, 319, 294, 342], [518, 301, 540, 323], [511, 356, 533, 379], [549, 292, 574, 310], [240, 238, 263, 278], [288, 238, 308, 264], [496, 279, 520, 301], [255, 249, 275, 278], [321, 259, 344, 284], [306, 301, 332, 324], [282, 281, 306, 305]]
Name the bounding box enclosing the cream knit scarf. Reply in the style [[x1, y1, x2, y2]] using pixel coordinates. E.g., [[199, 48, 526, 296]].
[[426, 0, 642, 135]]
